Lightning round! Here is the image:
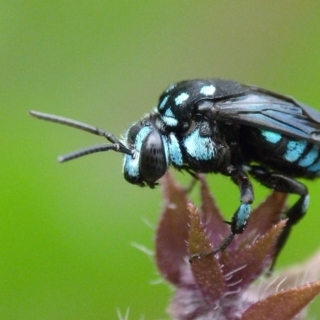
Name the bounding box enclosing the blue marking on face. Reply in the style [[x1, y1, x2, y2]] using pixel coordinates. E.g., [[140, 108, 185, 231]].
[[183, 128, 216, 161], [135, 126, 153, 150], [299, 144, 320, 167], [167, 133, 183, 166], [261, 130, 282, 144], [159, 95, 168, 110], [235, 204, 251, 230], [307, 159, 320, 173], [123, 153, 139, 178], [174, 92, 189, 106], [302, 195, 310, 213], [284, 140, 307, 162], [161, 135, 169, 166], [200, 84, 216, 96], [123, 126, 152, 178]]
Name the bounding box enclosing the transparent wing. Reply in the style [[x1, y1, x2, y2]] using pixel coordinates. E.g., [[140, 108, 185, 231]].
[[214, 89, 320, 144]]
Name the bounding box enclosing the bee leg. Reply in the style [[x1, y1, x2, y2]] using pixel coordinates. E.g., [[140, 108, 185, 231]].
[[184, 177, 198, 194], [189, 168, 254, 261], [250, 166, 309, 271], [229, 168, 255, 234], [183, 170, 199, 193]]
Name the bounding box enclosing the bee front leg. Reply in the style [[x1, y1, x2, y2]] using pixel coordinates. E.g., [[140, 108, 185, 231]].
[[229, 167, 255, 234], [190, 167, 254, 262]]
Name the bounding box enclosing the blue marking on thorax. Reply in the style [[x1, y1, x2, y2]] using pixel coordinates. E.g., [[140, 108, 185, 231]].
[[167, 133, 183, 166], [159, 95, 168, 110], [165, 84, 176, 93], [183, 128, 216, 161], [161, 105, 178, 126], [164, 108, 174, 118], [175, 92, 189, 106], [123, 126, 152, 178], [261, 130, 282, 144], [200, 84, 216, 96], [162, 115, 178, 127], [284, 140, 307, 162], [299, 144, 320, 167]]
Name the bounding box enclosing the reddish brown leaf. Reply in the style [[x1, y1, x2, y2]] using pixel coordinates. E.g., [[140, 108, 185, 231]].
[[198, 175, 230, 247], [242, 281, 320, 320], [155, 172, 190, 285], [222, 220, 286, 291], [156, 175, 319, 319], [188, 203, 225, 304]]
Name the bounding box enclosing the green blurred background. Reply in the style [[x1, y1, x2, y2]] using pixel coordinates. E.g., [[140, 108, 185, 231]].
[[2, 1, 320, 319]]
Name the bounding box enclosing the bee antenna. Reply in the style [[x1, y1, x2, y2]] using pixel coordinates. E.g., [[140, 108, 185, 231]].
[[29, 110, 133, 161], [58, 143, 131, 162]]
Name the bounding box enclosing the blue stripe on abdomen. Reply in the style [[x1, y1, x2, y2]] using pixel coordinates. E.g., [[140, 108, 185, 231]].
[[261, 130, 308, 163], [260, 129, 320, 173], [299, 144, 320, 167], [261, 130, 282, 144], [307, 158, 320, 173], [284, 140, 307, 162]]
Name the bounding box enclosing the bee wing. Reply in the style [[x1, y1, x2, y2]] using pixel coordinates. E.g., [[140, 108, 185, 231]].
[[214, 90, 320, 144]]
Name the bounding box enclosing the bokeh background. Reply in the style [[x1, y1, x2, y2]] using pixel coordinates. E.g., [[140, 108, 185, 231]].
[[2, 1, 320, 319]]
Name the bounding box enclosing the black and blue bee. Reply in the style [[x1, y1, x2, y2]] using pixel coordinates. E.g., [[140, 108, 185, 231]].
[[30, 79, 320, 267]]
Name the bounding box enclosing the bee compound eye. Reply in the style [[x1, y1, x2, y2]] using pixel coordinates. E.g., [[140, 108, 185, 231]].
[[139, 130, 167, 183]]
